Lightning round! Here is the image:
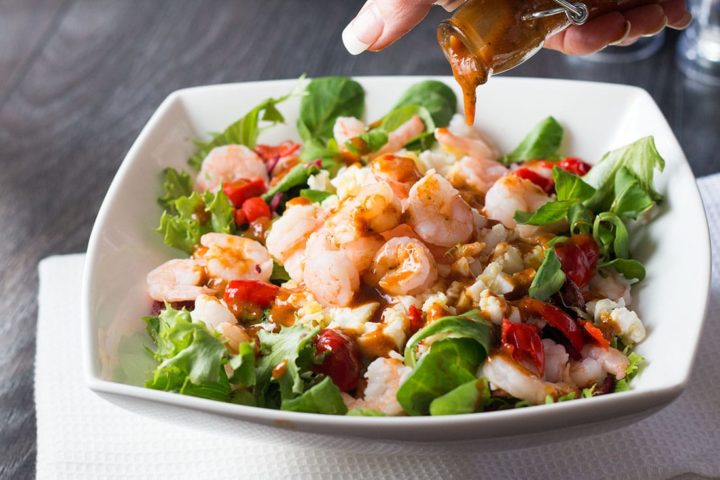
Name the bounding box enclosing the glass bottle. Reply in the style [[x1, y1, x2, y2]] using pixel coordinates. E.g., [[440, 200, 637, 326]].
[[438, 0, 655, 124]]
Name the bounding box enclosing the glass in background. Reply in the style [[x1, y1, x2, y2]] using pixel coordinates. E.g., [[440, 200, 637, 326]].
[[677, 0, 720, 85]]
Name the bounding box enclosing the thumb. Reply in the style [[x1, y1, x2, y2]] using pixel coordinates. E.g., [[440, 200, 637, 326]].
[[342, 0, 437, 55]]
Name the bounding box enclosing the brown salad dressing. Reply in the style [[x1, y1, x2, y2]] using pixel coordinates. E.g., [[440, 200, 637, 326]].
[[438, 0, 656, 125]]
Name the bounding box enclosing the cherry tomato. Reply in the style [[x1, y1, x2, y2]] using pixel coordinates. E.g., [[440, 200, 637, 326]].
[[554, 234, 600, 288], [313, 329, 361, 392], [519, 298, 585, 353], [557, 157, 592, 176], [254, 141, 301, 162], [234, 208, 248, 227], [224, 280, 279, 309], [514, 167, 554, 193], [580, 321, 610, 349], [241, 197, 271, 223], [223, 179, 266, 208], [408, 305, 424, 335], [501, 318, 545, 375]]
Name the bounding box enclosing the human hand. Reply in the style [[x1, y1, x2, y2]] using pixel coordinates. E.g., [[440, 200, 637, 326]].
[[342, 0, 692, 56]]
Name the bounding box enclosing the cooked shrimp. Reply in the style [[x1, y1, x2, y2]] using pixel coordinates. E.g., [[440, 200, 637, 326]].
[[569, 345, 630, 387], [366, 236, 438, 295], [406, 171, 474, 247], [341, 234, 385, 273], [542, 339, 570, 383], [370, 154, 422, 199], [196, 233, 273, 283], [303, 249, 359, 307], [191, 294, 236, 330], [146, 258, 215, 302], [333, 116, 366, 146], [218, 322, 251, 353], [447, 155, 508, 195], [373, 116, 425, 157], [265, 203, 325, 263], [342, 356, 411, 416], [196, 145, 268, 192], [482, 351, 577, 405], [326, 182, 402, 244], [589, 270, 633, 305], [435, 127, 499, 162], [484, 174, 550, 229]]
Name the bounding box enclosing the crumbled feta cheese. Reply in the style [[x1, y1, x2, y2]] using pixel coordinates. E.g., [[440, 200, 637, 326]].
[[492, 242, 524, 274], [381, 307, 409, 350], [421, 292, 450, 315], [417, 150, 456, 175], [480, 224, 508, 254], [327, 302, 379, 335], [478, 289, 506, 325], [307, 170, 334, 192], [611, 307, 646, 344], [477, 261, 515, 296], [523, 245, 545, 270]]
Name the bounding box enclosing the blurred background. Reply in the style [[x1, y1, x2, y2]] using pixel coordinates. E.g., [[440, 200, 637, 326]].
[[0, 1, 718, 478]]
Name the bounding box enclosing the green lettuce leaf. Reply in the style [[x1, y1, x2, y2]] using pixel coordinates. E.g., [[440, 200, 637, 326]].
[[270, 261, 291, 285], [255, 323, 320, 403], [346, 408, 386, 416], [391, 80, 457, 127], [280, 376, 348, 415], [593, 212, 630, 259], [503, 116, 563, 164], [403, 310, 493, 368], [613, 351, 646, 392], [228, 342, 256, 387], [188, 82, 302, 170], [583, 136, 665, 211], [529, 248, 566, 301], [300, 189, 332, 203], [156, 190, 235, 254], [262, 161, 329, 201], [144, 305, 231, 401], [297, 76, 365, 143], [158, 168, 193, 213], [397, 338, 483, 416], [429, 378, 490, 416], [568, 203, 594, 235]]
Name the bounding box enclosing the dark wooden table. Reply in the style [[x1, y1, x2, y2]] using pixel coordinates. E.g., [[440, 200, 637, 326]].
[[1, 1, 718, 478]]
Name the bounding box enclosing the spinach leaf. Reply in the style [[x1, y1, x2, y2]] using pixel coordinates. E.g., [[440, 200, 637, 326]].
[[429, 378, 490, 416], [262, 162, 321, 201], [397, 338, 482, 416], [514, 201, 571, 226], [600, 258, 646, 282], [188, 84, 302, 170], [158, 167, 193, 213], [568, 203, 594, 235], [280, 377, 348, 415], [503, 116, 563, 164], [297, 76, 365, 143], [584, 136, 665, 211], [610, 166, 655, 219], [392, 80, 457, 127], [529, 248, 566, 301], [593, 212, 630, 259], [346, 408, 386, 416], [300, 189, 333, 203], [554, 167, 595, 202], [403, 310, 493, 367]]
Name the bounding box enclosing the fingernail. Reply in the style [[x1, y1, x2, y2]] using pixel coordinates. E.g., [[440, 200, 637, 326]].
[[641, 16, 668, 37], [669, 11, 693, 30], [435, 0, 467, 12], [609, 21, 632, 46], [342, 8, 383, 55]]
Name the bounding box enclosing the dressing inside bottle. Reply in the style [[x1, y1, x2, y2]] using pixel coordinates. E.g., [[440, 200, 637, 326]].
[[438, 0, 653, 124]]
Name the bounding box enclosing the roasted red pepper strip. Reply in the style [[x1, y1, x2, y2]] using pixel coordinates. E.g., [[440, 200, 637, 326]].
[[554, 234, 600, 288], [514, 167, 554, 193], [408, 305, 424, 335], [557, 157, 592, 176], [580, 321, 610, 349], [223, 178, 267, 208], [519, 298, 585, 353], [224, 280, 279, 309], [501, 318, 545, 375], [313, 329, 362, 392], [241, 197, 271, 223], [254, 141, 301, 162]]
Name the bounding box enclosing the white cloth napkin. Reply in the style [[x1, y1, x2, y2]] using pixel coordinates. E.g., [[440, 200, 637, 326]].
[[36, 175, 720, 480]]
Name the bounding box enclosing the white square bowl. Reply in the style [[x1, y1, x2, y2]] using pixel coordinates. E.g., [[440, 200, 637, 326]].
[[82, 77, 711, 448]]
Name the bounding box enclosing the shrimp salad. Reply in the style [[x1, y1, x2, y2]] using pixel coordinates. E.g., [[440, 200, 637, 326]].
[[143, 77, 664, 416]]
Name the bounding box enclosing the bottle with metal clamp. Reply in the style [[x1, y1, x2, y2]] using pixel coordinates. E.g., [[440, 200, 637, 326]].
[[437, 0, 656, 124]]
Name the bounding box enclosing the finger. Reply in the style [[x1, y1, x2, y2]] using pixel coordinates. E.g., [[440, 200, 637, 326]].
[[661, 0, 693, 29], [342, 0, 435, 55], [545, 13, 630, 55], [616, 4, 667, 45]]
